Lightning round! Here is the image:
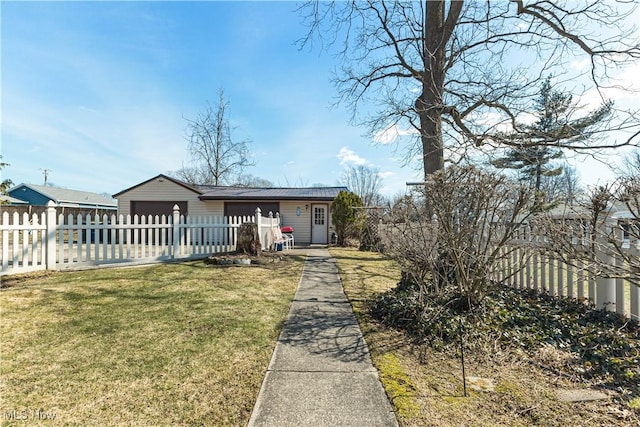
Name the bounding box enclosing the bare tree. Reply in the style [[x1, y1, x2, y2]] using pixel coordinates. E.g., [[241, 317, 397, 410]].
[[173, 167, 271, 189], [233, 174, 274, 188], [300, 1, 640, 179], [171, 164, 208, 186], [539, 164, 583, 204], [620, 149, 640, 179], [340, 164, 383, 206], [182, 90, 254, 186]]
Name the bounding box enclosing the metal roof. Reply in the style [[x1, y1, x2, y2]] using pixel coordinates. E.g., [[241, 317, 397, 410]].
[[10, 183, 117, 208], [198, 186, 348, 201]]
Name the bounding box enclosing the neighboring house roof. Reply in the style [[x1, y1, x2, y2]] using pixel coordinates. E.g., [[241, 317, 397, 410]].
[[9, 183, 117, 208], [0, 194, 29, 205], [112, 174, 203, 198], [546, 202, 637, 220], [546, 203, 590, 219], [198, 186, 348, 201]]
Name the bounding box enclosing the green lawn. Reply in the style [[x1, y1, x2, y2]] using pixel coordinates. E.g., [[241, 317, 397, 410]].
[[0, 259, 303, 425]]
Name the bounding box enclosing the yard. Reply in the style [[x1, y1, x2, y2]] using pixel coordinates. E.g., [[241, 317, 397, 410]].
[[330, 247, 639, 427], [0, 258, 304, 425], [3, 248, 637, 426]]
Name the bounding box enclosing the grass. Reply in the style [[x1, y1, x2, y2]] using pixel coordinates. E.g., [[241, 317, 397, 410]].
[[330, 247, 639, 427], [0, 257, 304, 425]]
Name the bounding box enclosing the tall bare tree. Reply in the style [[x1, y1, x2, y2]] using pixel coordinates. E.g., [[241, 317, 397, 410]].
[[180, 90, 254, 186], [340, 164, 383, 206], [300, 1, 640, 179]]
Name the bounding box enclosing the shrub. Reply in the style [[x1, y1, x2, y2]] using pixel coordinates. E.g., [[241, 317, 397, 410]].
[[383, 165, 541, 310], [331, 190, 364, 246]]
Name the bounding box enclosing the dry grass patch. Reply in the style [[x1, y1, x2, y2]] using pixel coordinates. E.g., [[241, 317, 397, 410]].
[[330, 247, 637, 426], [0, 257, 304, 425]]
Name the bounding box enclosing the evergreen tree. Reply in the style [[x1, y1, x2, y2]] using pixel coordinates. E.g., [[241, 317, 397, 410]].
[[330, 191, 364, 246], [493, 77, 612, 193], [0, 157, 13, 203]]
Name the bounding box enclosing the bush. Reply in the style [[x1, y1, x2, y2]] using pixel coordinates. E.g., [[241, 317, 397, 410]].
[[383, 165, 541, 309], [331, 190, 364, 246]]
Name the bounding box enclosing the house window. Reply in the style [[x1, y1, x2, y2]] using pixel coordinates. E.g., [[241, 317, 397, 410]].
[[314, 207, 325, 225]]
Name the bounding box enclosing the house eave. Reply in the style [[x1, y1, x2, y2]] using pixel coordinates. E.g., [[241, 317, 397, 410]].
[[198, 195, 338, 202]]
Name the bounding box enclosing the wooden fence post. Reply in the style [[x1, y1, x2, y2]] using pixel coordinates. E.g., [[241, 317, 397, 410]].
[[45, 201, 57, 270], [255, 207, 262, 250], [172, 204, 180, 259]]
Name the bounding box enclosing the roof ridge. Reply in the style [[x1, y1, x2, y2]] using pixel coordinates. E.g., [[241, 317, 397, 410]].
[[197, 186, 347, 201]]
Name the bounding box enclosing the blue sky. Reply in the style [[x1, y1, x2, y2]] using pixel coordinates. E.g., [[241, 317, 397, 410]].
[[2, 1, 421, 197], [1, 1, 635, 199]]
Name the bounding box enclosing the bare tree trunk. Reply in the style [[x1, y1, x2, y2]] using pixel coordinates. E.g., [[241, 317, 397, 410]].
[[418, 100, 445, 176], [417, 0, 457, 176]]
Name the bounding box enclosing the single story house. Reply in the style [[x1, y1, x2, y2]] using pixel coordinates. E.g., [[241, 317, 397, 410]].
[[113, 174, 347, 245], [8, 183, 117, 210]]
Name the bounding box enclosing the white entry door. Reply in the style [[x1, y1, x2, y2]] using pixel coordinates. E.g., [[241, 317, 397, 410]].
[[311, 204, 328, 244]]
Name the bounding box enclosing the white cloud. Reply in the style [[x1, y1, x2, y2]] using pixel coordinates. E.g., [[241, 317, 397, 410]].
[[373, 124, 417, 145], [337, 146, 369, 166], [569, 58, 591, 72]]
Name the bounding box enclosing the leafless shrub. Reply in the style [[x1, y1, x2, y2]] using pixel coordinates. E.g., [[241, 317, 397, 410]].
[[536, 176, 640, 288], [383, 165, 541, 310]]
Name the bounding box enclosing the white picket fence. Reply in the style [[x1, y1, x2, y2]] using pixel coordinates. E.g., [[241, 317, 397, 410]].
[[379, 217, 639, 321], [494, 227, 639, 321], [0, 203, 281, 275]]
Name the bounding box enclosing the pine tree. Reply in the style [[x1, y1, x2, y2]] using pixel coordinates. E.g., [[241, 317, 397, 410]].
[[493, 77, 612, 194]]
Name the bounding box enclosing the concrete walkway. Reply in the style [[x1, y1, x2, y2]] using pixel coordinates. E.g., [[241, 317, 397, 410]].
[[248, 248, 398, 427]]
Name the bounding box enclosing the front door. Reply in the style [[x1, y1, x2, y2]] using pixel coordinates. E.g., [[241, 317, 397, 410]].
[[311, 204, 328, 244]]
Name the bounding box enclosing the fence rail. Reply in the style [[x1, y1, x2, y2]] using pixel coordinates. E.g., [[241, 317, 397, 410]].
[[0, 203, 280, 275]]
